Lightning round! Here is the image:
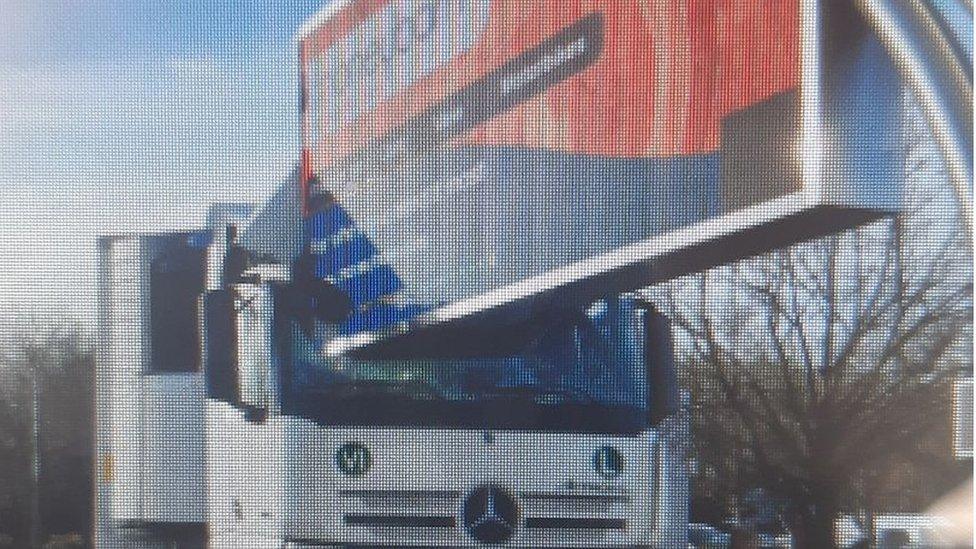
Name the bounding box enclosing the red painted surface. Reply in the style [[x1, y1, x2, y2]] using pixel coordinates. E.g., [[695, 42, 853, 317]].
[[299, 0, 799, 191]]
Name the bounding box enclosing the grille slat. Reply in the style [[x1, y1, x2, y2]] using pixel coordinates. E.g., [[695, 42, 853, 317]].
[[339, 489, 461, 499], [525, 517, 627, 530], [520, 492, 631, 503], [521, 491, 630, 519], [343, 514, 456, 528], [339, 489, 461, 516]]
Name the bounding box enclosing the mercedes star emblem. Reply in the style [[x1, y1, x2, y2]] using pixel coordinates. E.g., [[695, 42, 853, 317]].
[[462, 484, 519, 544]]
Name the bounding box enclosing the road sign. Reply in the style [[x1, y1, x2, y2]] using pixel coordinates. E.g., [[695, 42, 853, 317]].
[[296, 0, 903, 358]]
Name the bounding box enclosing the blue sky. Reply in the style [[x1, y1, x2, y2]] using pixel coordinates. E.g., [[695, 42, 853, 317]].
[[0, 0, 326, 325]]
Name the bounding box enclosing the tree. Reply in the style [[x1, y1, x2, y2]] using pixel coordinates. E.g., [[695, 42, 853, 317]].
[[0, 322, 94, 548], [0, 377, 29, 547], [644, 100, 973, 547]]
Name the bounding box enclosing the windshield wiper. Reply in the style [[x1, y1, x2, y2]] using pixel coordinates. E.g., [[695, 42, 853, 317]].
[[483, 385, 594, 405], [327, 379, 447, 401]]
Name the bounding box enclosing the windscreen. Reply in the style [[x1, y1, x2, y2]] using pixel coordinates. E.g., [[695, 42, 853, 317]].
[[282, 300, 650, 434]]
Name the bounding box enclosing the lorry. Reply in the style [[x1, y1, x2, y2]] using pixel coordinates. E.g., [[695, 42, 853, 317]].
[[95, 183, 690, 548], [95, 0, 910, 547]]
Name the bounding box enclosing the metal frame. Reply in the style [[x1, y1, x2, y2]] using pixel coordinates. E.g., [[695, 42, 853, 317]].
[[855, 0, 973, 232]]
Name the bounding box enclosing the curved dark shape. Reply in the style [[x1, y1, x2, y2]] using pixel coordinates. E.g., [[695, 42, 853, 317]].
[[462, 485, 520, 544]]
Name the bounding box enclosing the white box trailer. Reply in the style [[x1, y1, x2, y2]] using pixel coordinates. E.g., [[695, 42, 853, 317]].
[[95, 234, 208, 548], [95, 205, 252, 548]]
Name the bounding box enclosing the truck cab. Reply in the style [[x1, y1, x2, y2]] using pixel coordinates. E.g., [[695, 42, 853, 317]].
[[199, 185, 690, 548]]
